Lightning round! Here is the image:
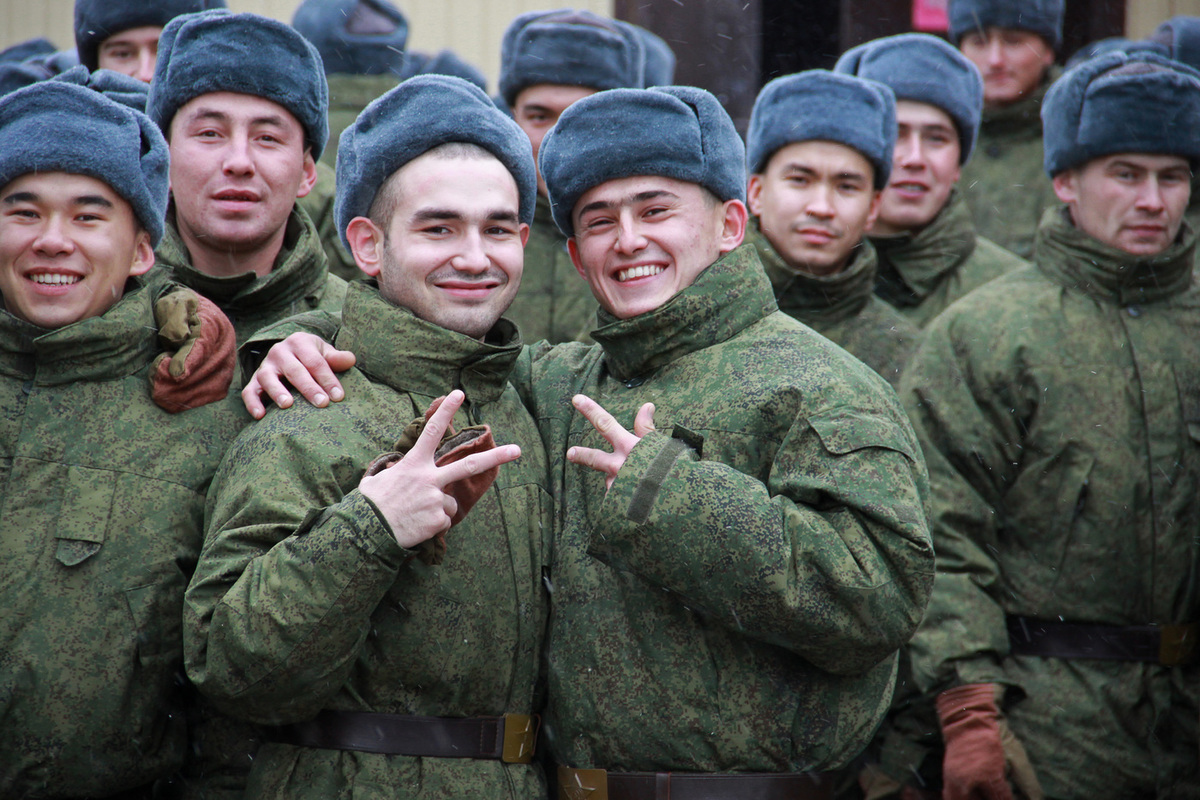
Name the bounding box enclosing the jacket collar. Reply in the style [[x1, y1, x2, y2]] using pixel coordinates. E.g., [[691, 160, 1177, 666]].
[[871, 188, 978, 306], [156, 204, 330, 314], [591, 243, 778, 382], [0, 277, 157, 384], [750, 217, 877, 325], [335, 281, 522, 404], [1034, 206, 1196, 306]]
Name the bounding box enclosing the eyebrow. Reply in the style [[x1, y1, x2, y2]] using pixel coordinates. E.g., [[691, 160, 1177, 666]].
[[781, 164, 868, 182], [412, 208, 519, 223], [577, 189, 679, 217], [186, 108, 290, 128], [3, 191, 113, 208]]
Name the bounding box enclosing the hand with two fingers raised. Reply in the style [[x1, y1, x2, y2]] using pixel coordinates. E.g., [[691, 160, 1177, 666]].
[[359, 390, 521, 549], [566, 394, 656, 492]]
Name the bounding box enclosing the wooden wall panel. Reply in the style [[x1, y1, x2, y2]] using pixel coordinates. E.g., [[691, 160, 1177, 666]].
[[1127, 0, 1200, 38], [0, 0, 613, 90]]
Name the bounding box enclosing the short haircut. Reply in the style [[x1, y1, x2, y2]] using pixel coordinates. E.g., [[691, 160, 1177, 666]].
[[367, 141, 499, 234]]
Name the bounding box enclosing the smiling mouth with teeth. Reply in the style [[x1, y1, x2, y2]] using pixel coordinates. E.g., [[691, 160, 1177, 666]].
[[616, 265, 665, 283], [30, 273, 81, 286]]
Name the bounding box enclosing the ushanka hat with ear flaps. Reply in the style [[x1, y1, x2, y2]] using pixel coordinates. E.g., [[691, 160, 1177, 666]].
[[499, 9, 644, 106], [292, 0, 408, 76], [1042, 50, 1200, 176], [146, 9, 329, 159], [1150, 17, 1200, 72], [538, 85, 746, 237], [75, 0, 228, 70], [747, 70, 896, 189], [334, 74, 537, 250], [835, 33, 983, 164], [947, 0, 1064, 50], [0, 69, 169, 244]]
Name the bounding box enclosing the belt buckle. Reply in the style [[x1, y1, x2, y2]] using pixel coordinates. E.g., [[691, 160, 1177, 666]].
[[1159, 623, 1197, 666], [557, 766, 608, 800], [502, 713, 537, 764]]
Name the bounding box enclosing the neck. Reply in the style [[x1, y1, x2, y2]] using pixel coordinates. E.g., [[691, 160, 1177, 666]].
[[176, 217, 288, 279]]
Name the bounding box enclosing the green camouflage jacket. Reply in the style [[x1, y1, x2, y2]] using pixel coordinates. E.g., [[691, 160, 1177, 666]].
[[871, 189, 1029, 329], [0, 279, 248, 798], [515, 244, 934, 773], [905, 205, 1200, 689], [299, 160, 359, 284], [155, 204, 348, 349], [902, 208, 1200, 794], [957, 75, 1061, 259], [749, 218, 921, 387], [185, 281, 552, 799], [503, 194, 597, 344]]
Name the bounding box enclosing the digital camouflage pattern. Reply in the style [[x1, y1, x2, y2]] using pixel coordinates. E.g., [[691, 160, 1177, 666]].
[[513, 244, 935, 772], [904, 207, 1200, 797], [185, 281, 552, 799], [300, 159, 360, 283], [871, 189, 1029, 329], [957, 76, 1061, 259], [154, 204, 348, 350], [748, 217, 921, 387], [504, 194, 597, 344], [0, 278, 249, 798]]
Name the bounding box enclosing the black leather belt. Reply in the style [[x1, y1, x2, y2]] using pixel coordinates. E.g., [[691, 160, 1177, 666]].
[[557, 767, 832, 800], [267, 710, 537, 763], [1007, 615, 1198, 666]]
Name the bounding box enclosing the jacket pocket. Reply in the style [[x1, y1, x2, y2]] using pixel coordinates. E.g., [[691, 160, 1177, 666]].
[[808, 407, 919, 462], [54, 464, 117, 567]]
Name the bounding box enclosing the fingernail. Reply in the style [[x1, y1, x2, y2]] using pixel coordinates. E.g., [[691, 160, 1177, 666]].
[[330, 387, 344, 401], [314, 394, 328, 406]]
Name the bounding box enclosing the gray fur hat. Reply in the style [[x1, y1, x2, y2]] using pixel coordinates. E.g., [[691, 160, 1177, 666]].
[[292, 0, 407, 77], [1150, 17, 1200, 72], [539, 85, 745, 236], [74, 0, 227, 71], [835, 33, 983, 163], [335, 74, 537, 249], [0, 71, 169, 244], [948, 0, 1064, 50], [631, 24, 676, 86], [499, 9, 644, 106], [1042, 50, 1200, 175], [147, 9, 329, 158], [747, 70, 896, 188]]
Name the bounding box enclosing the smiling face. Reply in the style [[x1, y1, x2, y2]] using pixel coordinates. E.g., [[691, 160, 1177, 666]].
[[871, 100, 962, 236], [97, 25, 163, 83], [0, 172, 154, 329], [345, 147, 528, 339], [959, 26, 1055, 108], [167, 91, 317, 278], [512, 83, 597, 197], [1053, 153, 1192, 256], [567, 175, 747, 319], [748, 140, 880, 276]]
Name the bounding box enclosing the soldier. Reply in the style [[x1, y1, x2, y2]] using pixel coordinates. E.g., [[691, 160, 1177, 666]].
[[904, 51, 1200, 799], [836, 33, 1028, 329], [145, 9, 346, 349], [74, 0, 225, 82], [184, 75, 552, 799], [0, 72, 245, 797], [746, 69, 919, 386], [499, 9, 644, 343], [239, 84, 935, 799], [947, 0, 1063, 259]]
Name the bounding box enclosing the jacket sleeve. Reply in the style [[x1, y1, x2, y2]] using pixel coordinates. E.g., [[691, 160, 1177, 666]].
[[586, 404, 934, 677], [183, 405, 411, 725], [900, 313, 1032, 693]]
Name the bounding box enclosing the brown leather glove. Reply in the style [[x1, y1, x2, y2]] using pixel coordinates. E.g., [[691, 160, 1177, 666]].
[[937, 683, 1043, 800], [365, 395, 497, 565], [150, 289, 236, 413]]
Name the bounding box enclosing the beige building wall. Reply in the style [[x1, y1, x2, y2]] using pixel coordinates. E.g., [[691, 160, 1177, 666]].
[[1127, 0, 1200, 37], [0, 0, 613, 90]]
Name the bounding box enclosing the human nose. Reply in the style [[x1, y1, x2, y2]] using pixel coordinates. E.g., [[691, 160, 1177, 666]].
[[32, 215, 74, 257], [222, 133, 255, 176], [895, 132, 925, 169], [452, 230, 490, 273], [134, 49, 156, 83], [805, 184, 835, 219], [613, 211, 647, 254], [1136, 178, 1167, 214]]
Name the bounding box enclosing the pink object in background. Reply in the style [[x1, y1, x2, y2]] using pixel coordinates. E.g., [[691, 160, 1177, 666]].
[[913, 0, 948, 32]]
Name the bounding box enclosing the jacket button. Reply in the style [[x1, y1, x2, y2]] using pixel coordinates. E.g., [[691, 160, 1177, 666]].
[[624, 376, 645, 388], [1127, 305, 1141, 317]]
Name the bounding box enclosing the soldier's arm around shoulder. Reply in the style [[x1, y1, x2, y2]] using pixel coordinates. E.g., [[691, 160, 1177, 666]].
[[584, 378, 935, 677]]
